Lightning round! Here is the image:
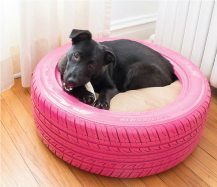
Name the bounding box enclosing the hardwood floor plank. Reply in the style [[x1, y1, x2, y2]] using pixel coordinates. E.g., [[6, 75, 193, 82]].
[[1, 122, 39, 187], [158, 169, 188, 187], [206, 121, 217, 136], [207, 96, 217, 129], [140, 175, 168, 187], [203, 127, 217, 149], [69, 167, 105, 187], [199, 136, 217, 160], [192, 147, 217, 176], [1, 94, 82, 187], [173, 164, 208, 187], [184, 147, 217, 186], [0, 94, 3, 121], [98, 176, 127, 187], [11, 79, 33, 116], [121, 178, 147, 187]]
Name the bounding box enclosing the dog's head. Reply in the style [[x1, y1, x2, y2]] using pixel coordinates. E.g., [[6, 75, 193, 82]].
[[58, 29, 115, 90]]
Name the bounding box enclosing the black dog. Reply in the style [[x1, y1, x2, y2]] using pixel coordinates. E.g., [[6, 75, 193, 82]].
[[58, 29, 177, 110]]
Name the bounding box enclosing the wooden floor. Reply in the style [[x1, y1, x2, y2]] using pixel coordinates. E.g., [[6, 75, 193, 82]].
[[1, 78, 217, 187]]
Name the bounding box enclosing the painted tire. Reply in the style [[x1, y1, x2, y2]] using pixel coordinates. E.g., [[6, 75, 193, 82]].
[[31, 38, 211, 178]]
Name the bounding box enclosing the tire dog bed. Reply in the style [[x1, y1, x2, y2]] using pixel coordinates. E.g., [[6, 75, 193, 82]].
[[31, 38, 211, 178]]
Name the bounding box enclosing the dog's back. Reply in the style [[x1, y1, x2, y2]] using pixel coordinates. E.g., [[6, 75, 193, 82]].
[[100, 39, 177, 91]]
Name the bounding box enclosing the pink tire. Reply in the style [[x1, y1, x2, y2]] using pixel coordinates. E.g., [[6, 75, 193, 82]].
[[31, 38, 211, 178]]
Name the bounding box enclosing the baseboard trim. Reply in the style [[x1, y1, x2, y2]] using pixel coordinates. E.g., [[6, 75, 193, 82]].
[[111, 13, 157, 31], [14, 72, 21, 79]]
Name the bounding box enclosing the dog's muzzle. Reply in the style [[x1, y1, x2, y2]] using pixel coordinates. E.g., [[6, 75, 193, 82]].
[[63, 82, 74, 91]]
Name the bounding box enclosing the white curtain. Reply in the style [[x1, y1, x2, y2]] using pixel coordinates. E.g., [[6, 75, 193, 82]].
[[0, 0, 111, 92]]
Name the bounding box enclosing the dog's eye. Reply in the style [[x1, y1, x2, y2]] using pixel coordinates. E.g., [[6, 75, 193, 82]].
[[88, 63, 94, 70], [73, 52, 80, 61]]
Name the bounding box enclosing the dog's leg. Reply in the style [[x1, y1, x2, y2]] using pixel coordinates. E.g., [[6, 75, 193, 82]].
[[67, 86, 95, 105], [94, 88, 119, 110]]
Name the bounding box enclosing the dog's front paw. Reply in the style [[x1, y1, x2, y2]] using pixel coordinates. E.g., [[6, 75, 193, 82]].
[[93, 99, 110, 110], [79, 91, 95, 105]]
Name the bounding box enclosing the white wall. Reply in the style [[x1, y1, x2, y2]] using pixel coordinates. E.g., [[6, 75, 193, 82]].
[[110, 0, 158, 39], [111, 0, 158, 21]]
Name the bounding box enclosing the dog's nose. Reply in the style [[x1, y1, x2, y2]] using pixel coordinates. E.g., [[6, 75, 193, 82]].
[[66, 77, 77, 85]]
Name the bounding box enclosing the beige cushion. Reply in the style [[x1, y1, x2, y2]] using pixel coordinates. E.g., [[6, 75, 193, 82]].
[[85, 81, 181, 112], [110, 81, 181, 112]]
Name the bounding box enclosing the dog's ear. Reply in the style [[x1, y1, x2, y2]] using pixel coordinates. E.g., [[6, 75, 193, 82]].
[[58, 55, 68, 75], [69, 29, 92, 44], [103, 45, 116, 65]]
